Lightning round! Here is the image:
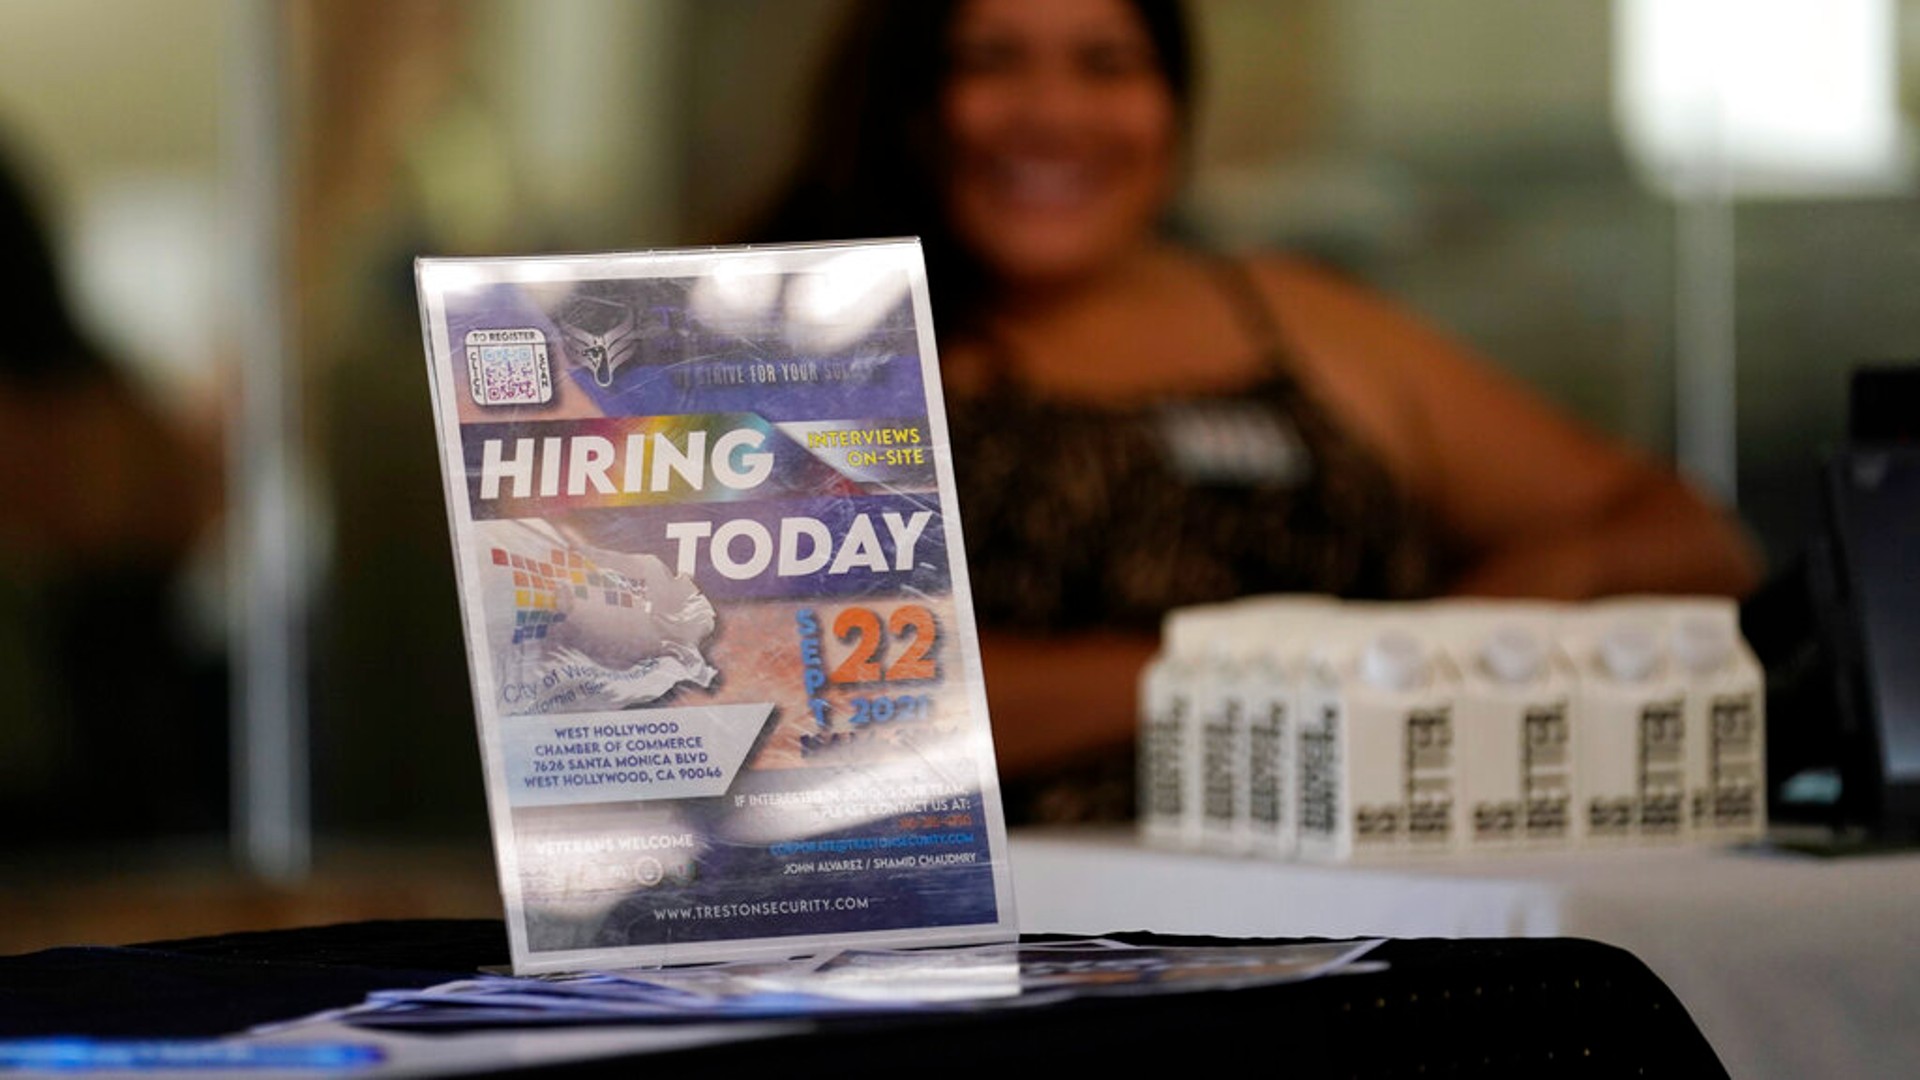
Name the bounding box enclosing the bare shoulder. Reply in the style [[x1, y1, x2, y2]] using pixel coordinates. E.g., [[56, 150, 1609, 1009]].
[[1230, 249, 1434, 479], [1240, 250, 1360, 298], [1239, 251, 1434, 360]]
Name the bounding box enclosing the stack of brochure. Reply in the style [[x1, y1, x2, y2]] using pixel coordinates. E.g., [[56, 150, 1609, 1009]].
[[309, 938, 1383, 1031]]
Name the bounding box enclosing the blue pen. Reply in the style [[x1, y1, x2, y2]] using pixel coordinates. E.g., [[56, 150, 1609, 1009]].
[[0, 1039, 386, 1072]]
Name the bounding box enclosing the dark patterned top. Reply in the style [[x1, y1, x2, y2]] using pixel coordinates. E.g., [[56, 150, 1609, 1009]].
[[944, 258, 1445, 823]]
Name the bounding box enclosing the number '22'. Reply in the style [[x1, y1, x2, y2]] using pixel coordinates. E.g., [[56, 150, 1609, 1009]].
[[828, 605, 938, 685]]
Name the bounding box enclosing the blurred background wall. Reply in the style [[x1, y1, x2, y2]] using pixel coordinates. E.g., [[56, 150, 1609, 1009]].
[[0, 0, 1916, 946]]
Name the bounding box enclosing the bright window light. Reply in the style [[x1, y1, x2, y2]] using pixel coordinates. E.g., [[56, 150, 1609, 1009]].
[[1613, 0, 1912, 197]]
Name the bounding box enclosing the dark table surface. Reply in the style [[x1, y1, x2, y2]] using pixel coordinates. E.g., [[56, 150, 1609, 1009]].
[[1, 919, 1730, 1078]]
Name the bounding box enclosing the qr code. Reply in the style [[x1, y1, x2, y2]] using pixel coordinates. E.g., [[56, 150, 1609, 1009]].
[[466, 329, 553, 406]]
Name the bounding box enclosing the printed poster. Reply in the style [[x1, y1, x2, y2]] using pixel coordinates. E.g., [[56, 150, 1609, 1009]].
[[416, 240, 1018, 974]]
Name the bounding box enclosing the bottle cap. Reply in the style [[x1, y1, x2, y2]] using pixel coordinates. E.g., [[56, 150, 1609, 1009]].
[[1361, 629, 1428, 691], [1482, 623, 1546, 684], [1599, 621, 1661, 682], [1161, 605, 1217, 657], [1672, 614, 1734, 674]]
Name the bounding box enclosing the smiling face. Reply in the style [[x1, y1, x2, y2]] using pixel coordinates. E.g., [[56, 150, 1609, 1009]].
[[940, 0, 1181, 290]]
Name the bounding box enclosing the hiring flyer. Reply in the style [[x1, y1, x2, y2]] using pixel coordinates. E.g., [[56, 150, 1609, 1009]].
[[416, 240, 1017, 974]]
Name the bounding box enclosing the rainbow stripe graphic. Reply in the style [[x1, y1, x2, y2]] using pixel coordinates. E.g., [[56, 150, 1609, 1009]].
[[491, 543, 643, 644]]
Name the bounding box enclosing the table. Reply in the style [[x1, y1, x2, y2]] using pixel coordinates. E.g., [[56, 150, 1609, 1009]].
[[1007, 826, 1920, 1080], [1, 919, 1725, 1077]]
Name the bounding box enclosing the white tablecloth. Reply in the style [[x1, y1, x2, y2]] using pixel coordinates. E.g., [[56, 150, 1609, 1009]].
[[1007, 827, 1920, 1080]]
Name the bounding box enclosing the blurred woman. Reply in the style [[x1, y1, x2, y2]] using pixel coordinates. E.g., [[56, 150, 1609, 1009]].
[[741, 0, 1762, 821], [0, 139, 225, 844]]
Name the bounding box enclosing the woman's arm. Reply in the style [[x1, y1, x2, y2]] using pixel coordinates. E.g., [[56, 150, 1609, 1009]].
[[1440, 457, 1763, 600], [975, 630, 1160, 776], [1258, 257, 1764, 601]]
